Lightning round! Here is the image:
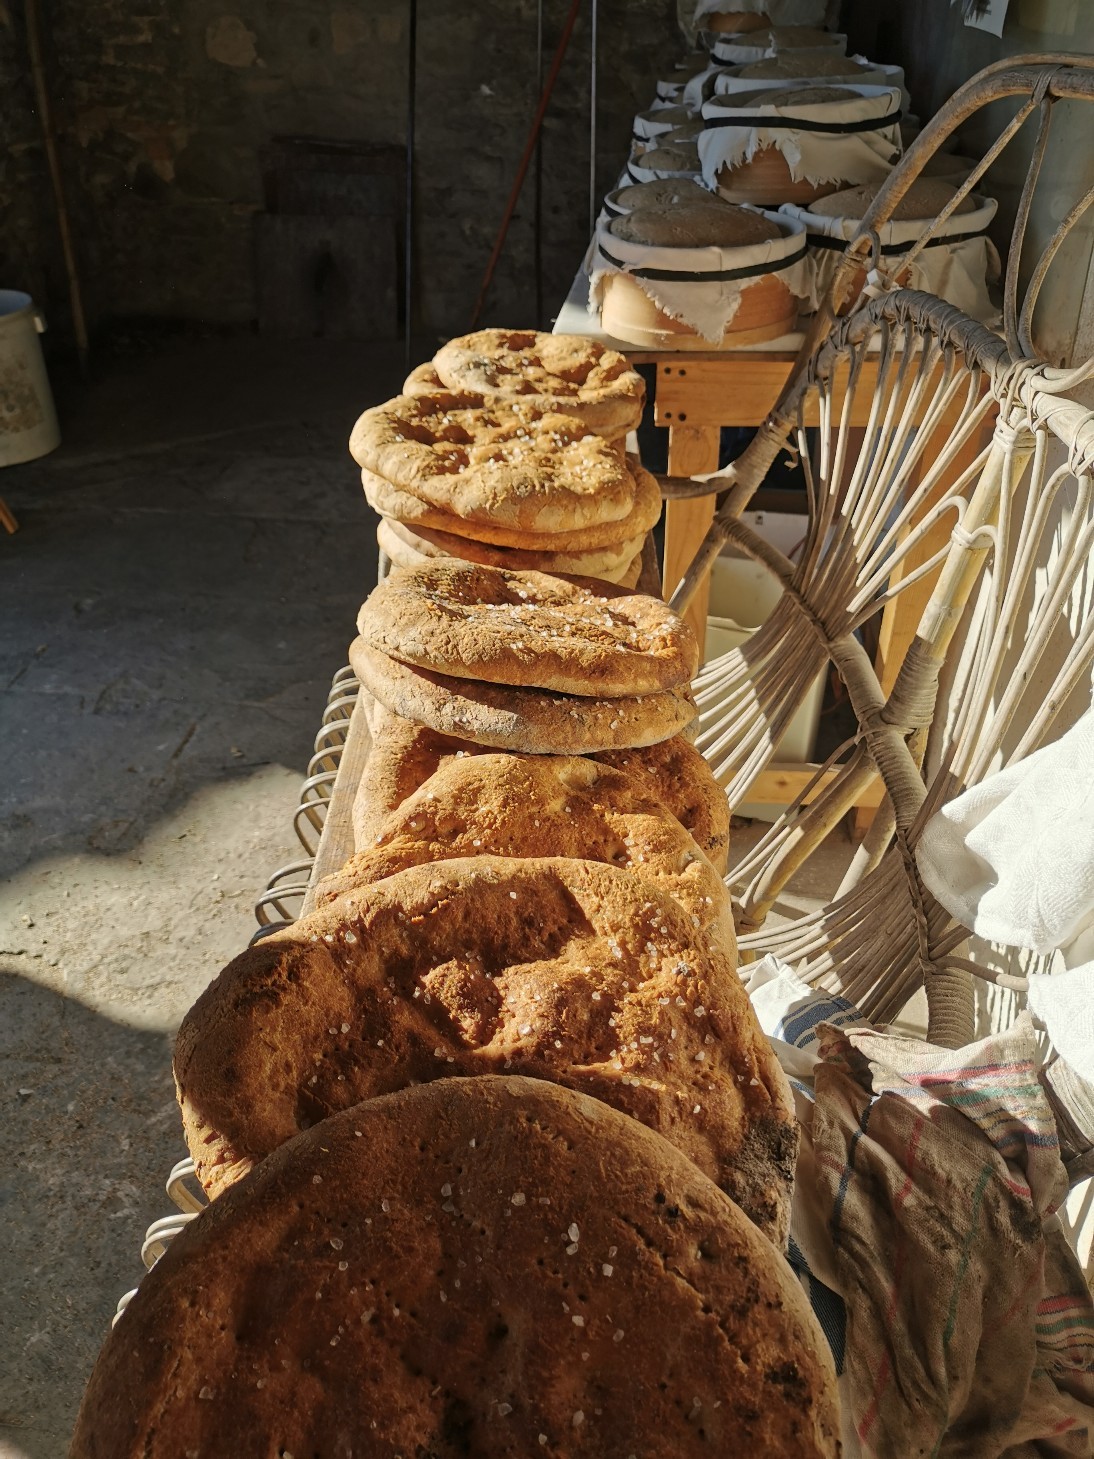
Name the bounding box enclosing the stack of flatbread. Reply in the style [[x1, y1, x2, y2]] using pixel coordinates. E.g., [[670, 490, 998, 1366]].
[[69, 339, 842, 1459], [352, 328, 655, 587]]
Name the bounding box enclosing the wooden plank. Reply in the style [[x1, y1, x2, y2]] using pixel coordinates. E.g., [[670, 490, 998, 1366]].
[[663, 425, 721, 651], [655, 356, 972, 431], [746, 763, 885, 809], [301, 691, 372, 916]]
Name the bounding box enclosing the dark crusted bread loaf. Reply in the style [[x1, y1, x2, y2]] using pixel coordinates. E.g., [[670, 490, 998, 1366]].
[[71, 1077, 840, 1459], [636, 141, 701, 173], [174, 854, 796, 1245], [808, 176, 977, 220], [737, 53, 873, 78], [611, 202, 782, 249], [611, 177, 716, 213], [744, 83, 858, 106]]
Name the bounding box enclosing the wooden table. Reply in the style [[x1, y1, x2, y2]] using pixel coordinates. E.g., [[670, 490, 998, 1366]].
[[556, 266, 985, 820]]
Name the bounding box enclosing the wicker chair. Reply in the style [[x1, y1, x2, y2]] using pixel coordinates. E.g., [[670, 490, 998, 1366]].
[[663, 57, 1094, 1181]]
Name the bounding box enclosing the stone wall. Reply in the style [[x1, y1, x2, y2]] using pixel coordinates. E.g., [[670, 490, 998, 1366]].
[[1, 0, 681, 341]]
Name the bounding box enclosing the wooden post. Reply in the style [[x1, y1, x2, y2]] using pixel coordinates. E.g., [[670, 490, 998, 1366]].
[[663, 425, 721, 652]]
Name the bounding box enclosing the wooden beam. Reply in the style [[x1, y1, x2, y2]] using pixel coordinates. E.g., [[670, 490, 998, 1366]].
[[301, 691, 372, 914], [655, 356, 973, 432]]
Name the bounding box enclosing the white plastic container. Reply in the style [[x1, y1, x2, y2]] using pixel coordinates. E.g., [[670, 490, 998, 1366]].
[[0, 290, 61, 466], [704, 522, 825, 818]]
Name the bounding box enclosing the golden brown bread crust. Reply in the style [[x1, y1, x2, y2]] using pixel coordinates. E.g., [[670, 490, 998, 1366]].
[[595, 735, 731, 873], [362, 458, 664, 551], [377, 515, 645, 583], [350, 639, 697, 753], [174, 855, 796, 1242], [320, 751, 733, 942], [356, 561, 699, 697], [350, 393, 638, 535], [433, 328, 646, 437], [351, 701, 479, 846], [401, 359, 481, 401], [74, 1077, 839, 1459], [351, 705, 729, 872]]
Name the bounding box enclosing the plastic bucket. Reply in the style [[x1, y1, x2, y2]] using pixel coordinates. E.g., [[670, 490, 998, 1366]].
[[704, 548, 825, 820], [0, 290, 61, 466]]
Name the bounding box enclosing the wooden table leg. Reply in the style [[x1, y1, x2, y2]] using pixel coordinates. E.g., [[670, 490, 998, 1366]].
[[852, 425, 989, 834], [662, 425, 721, 653]]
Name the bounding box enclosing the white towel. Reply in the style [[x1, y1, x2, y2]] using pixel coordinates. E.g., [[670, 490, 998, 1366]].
[[915, 709, 1094, 959], [916, 709, 1094, 1079]]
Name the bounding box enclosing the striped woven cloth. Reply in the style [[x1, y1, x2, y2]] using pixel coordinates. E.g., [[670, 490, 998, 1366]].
[[747, 958, 1094, 1457]]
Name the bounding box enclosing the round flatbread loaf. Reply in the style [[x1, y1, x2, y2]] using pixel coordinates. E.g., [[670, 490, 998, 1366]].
[[377, 515, 646, 585], [351, 704, 729, 872], [596, 736, 731, 873], [319, 751, 733, 941], [610, 176, 718, 213], [362, 457, 663, 551], [769, 24, 839, 46], [745, 83, 858, 106], [357, 561, 698, 697], [737, 53, 873, 78], [636, 103, 694, 129], [174, 855, 795, 1243], [73, 1077, 839, 1459], [611, 202, 782, 249], [433, 328, 645, 437], [808, 176, 976, 220], [662, 121, 705, 143], [401, 360, 484, 405], [350, 394, 639, 536], [351, 639, 697, 753], [352, 700, 477, 847], [637, 141, 700, 173]]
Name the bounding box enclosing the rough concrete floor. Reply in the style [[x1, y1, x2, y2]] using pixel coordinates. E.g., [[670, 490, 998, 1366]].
[[0, 335, 405, 1457], [0, 337, 859, 1457]]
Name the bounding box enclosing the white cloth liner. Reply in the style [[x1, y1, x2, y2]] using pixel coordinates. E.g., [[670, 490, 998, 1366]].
[[624, 153, 702, 185], [712, 57, 907, 104], [632, 106, 696, 144], [656, 52, 711, 103], [780, 192, 1001, 322], [692, 0, 827, 21], [698, 84, 901, 193], [589, 209, 811, 342], [703, 29, 847, 64], [602, 179, 707, 218], [917, 709, 1094, 1080], [682, 53, 905, 112]]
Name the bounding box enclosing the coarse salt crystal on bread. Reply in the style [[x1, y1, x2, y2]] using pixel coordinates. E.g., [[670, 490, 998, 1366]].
[[174, 855, 795, 1244], [73, 1078, 840, 1459], [356, 560, 699, 697]]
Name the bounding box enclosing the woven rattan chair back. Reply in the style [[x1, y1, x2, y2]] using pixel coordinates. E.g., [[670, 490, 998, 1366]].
[[666, 58, 1094, 1068]]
